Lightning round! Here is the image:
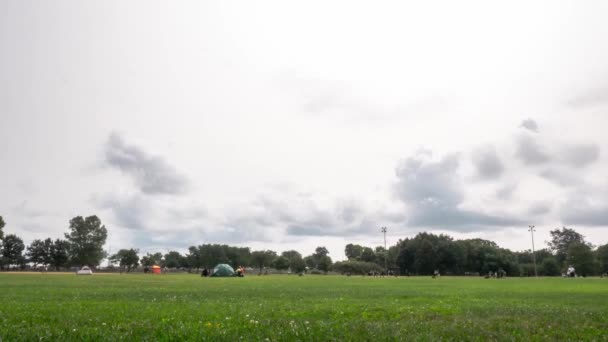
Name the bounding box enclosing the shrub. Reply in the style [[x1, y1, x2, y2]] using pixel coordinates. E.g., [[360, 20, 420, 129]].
[[332, 261, 383, 275]]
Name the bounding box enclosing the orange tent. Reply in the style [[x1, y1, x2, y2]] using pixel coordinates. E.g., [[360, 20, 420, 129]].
[[151, 265, 161, 274]]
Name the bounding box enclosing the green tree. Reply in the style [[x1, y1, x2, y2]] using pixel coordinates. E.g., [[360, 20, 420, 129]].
[[281, 250, 302, 261], [289, 256, 307, 273], [0, 215, 5, 240], [345, 243, 363, 260], [64, 216, 108, 267], [186, 246, 202, 270], [396, 242, 416, 274], [414, 238, 437, 274], [374, 246, 387, 268], [225, 246, 251, 268], [281, 250, 305, 273], [519, 263, 536, 277], [315, 246, 329, 258], [272, 256, 290, 273], [540, 257, 560, 276], [597, 244, 608, 274], [394, 233, 468, 275], [303, 255, 316, 269], [140, 252, 163, 266], [197, 244, 230, 268], [307, 246, 331, 269], [1, 234, 25, 268], [26, 238, 53, 267], [251, 250, 277, 274], [548, 227, 589, 266], [317, 255, 332, 274], [49, 239, 70, 270], [163, 251, 185, 268], [332, 260, 383, 275], [566, 242, 595, 276], [360, 247, 376, 263], [110, 249, 140, 272]]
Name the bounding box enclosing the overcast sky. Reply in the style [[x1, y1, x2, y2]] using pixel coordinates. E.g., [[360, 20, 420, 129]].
[[2, 1, 608, 260]]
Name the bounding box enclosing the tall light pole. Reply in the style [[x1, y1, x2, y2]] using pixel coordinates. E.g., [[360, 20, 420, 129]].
[[528, 225, 538, 277], [381, 227, 388, 274]]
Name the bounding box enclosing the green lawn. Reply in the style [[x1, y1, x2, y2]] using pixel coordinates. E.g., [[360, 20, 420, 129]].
[[0, 274, 606, 341]]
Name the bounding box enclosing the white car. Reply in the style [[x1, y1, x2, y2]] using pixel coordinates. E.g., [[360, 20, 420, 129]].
[[76, 266, 93, 275]]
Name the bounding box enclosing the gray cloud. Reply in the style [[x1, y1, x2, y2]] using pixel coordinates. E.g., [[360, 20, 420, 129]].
[[520, 119, 539, 133], [13, 200, 47, 218], [562, 202, 608, 226], [394, 153, 522, 231], [406, 208, 522, 231], [285, 219, 374, 237], [92, 193, 151, 230], [561, 143, 599, 167], [557, 188, 608, 226], [92, 192, 207, 235], [537, 143, 599, 187], [496, 183, 518, 200], [540, 168, 580, 187], [223, 193, 380, 238], [395, 153, 463, 207], [20, 222, 49, 233], [104, 133, 189, 195], [286, 225, 327, 236], [337, 200, 363, 225], [527, 202, 552, 216], [515, 136, 550, 165], [472, 145, 504, 180]]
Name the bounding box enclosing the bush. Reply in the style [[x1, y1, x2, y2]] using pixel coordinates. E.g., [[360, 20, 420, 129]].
[[332, 261, 383, 275], [518, 263, 536, 277], [540, 258, 561, 276]]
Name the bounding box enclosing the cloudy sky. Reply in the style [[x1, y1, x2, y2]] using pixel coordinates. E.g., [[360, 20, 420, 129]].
[[2, 1, 608, 259]]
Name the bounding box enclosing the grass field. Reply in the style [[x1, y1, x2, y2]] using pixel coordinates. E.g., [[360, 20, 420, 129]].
[[0, 274, 607, 341]]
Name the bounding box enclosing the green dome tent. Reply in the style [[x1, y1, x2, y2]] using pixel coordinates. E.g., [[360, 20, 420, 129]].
[[211, 264, 235, 277]]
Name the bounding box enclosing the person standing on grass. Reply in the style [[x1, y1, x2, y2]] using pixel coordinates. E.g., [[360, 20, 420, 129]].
[[567, 265, 576, 278]]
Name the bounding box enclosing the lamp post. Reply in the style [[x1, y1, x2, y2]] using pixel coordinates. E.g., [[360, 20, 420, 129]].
[[528, 225, 538, 277], [381, 227, 388, 274]]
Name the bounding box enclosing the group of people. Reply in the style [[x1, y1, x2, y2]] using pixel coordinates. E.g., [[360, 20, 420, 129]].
[[485, 269, 507, 279]]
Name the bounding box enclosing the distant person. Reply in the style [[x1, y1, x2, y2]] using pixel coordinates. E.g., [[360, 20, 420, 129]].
[[497, 268, 506, 278], [144, 266, 150, 274], [567, 265, 576, 278]]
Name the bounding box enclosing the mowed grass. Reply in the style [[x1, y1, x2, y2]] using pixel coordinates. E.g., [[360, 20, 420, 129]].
[[0, 274, 607, 341]]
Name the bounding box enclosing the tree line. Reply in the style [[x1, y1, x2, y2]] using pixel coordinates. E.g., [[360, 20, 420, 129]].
[[0, 216, 107, 270], [1, 214, 608, 276]]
